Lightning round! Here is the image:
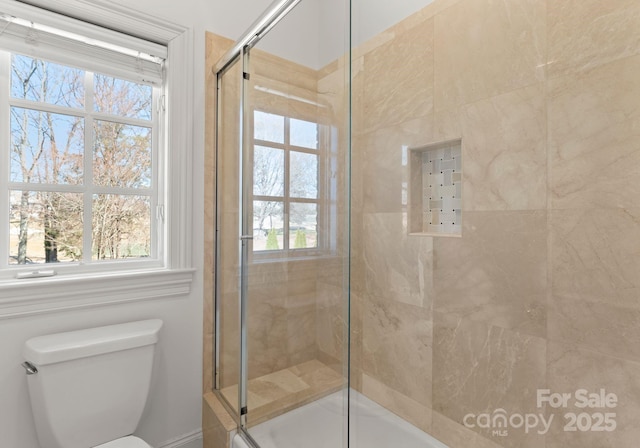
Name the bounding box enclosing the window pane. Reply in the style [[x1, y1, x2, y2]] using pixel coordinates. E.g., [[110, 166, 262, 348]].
[[252, 200, 283, 252], [9, 191, 83, 264], [290, 151, 318, 199], [94, 121, 152, 188], [10, 107, 84, 184], [254, 111, 284, 143], [290, 118, 318, 149], [289, 203, 317, 249], [92, 194, 151, 260], [94, 74, 153, 120], [11, 54, 85, 109], [253, 146, 284, 196]]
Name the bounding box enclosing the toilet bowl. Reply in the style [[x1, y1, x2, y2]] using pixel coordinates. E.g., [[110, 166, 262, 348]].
[[22, 319, 162, 448]]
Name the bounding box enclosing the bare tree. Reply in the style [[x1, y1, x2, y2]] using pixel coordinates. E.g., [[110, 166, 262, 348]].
[[253, 146, 284, 232], [10, 54, 152, 264], [91, 74, 152, 259]]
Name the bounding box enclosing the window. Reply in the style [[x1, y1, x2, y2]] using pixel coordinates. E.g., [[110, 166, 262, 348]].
[[4, 53, 158, 266], [0, 3, 178, 284], [0, 1, 194, 317], [252, 110, 321, 255]]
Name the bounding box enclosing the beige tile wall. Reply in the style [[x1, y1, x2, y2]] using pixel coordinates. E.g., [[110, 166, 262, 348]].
[[205, 32, 334, 390], [346, 0, 640, 446]]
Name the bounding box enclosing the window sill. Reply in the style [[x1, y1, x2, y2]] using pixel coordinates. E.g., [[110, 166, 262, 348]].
[[0, 268, 195, 319], [250, 249, 339, 265]]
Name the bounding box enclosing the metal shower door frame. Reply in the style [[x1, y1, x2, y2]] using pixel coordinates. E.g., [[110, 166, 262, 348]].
[[213, 0, 302, 444]]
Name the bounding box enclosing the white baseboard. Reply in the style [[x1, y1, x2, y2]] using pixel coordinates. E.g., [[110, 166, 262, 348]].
[[157, 429, 203, 448]]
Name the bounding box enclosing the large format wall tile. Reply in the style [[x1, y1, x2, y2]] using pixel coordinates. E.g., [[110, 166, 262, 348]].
[[459, 84, 547, 211], [431, 84, 547, 212], [351, 56, 366, 139], [286, 300, 318, 366], [434, 0, 546, 112], [361, 118, 435, 214], [548, 55, 640, 210], [547, 0, 640, 78], [247, 300, 290, 379], [318, 64, 349, 138], [433, 313, 547, 448], [549, 297, 640, 363], [550, 208, 640, 308], [361, 294, 433, 407], [251, 48, 318, 94], [220, 289, 240, 389], [316, 283, 348, 363], [348, 291, 364, 392], [433, 211, 547, 338], [548, 205, 640, 374], [362, 17, 434, 133], [362, 212, 434, 308], [546, 342, 640, 447]]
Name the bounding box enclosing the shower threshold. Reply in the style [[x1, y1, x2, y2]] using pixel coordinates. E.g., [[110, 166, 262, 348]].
[[234, 389, 449, 448], [220, 359, 344, 426]]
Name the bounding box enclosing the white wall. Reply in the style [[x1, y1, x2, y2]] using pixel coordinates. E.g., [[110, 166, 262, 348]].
[[210, 0, 273, 41], [352, 0, 434, 46], [0, 300, 203, 447], [251, 0, 320, 69], [208, 0, 323, 69], [0, 0, 211, 447], [207, 0, 434, 69]]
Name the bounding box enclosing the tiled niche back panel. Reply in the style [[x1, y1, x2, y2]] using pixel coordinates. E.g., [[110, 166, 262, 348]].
[[409, 139, 462, 236]]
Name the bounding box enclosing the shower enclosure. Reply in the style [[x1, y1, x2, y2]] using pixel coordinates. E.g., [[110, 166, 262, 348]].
[[213, 0, 351, 446], [210, 0, 640, 446]]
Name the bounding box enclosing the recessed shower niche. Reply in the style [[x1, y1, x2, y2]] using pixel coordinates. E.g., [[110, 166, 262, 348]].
[[408, 139, 462, 236]]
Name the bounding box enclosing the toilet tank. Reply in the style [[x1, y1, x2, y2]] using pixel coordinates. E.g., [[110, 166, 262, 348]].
[[23, 319, 163, 448]]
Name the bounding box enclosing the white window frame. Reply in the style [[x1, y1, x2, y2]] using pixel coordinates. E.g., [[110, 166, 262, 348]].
[[250, 108, 333, 262], [0, 0, 194, 318], [0, 51, 163, 270]]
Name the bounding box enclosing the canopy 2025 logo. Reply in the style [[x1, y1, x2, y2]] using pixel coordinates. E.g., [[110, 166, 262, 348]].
[[463, 389, 617, 437]]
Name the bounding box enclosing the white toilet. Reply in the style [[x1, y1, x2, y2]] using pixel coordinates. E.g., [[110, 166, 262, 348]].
[[22, 319, 163, 448]]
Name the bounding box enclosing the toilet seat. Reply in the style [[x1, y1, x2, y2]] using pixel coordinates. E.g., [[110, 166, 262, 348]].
[[93, 436, 151, 448]]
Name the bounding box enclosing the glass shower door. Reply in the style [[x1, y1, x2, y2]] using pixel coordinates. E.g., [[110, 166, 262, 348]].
[[214, 0, 351, 446], [241, 2, 352, 444], [243, 23, 349, 447]]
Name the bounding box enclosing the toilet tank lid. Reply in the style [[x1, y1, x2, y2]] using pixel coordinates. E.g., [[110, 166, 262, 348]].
[[23, 319, 163, 366]]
